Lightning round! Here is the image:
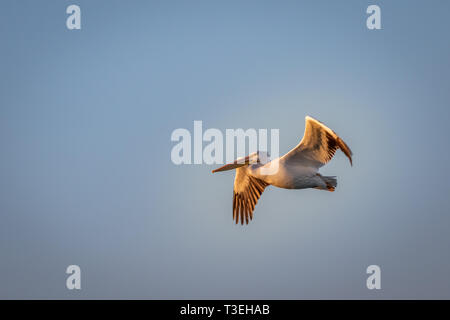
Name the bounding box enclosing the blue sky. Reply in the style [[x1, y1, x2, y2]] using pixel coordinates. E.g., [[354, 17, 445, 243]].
[[0, 0, 449, 298]]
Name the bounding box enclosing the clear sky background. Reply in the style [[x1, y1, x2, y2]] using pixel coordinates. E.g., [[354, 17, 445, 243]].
[[1, 0, 449, 299]]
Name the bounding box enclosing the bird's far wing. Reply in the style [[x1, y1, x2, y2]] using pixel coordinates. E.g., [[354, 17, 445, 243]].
[[281, 116, 353, 168], [233, 167, 269, 225]]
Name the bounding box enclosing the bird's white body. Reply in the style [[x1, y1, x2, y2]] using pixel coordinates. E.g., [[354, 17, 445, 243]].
[[213, 116, 353, 225], [248, 158, 320, 189]]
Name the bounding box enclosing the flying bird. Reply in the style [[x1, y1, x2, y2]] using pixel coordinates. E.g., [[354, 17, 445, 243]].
[[212, 116, 353, 225]]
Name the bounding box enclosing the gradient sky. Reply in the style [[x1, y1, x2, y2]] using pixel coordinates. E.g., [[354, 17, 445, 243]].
[[1, 0, 449, 299]]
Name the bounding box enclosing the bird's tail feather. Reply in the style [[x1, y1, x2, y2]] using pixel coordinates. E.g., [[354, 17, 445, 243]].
[[320, 175, 337, 192]]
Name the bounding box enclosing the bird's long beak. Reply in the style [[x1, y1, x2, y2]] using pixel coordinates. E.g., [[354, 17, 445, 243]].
[[211, 160, 247, 173]]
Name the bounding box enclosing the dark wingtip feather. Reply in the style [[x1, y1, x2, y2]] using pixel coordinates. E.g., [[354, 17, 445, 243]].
[[231, 177, 268, 226], [337, 137, 353, 167]]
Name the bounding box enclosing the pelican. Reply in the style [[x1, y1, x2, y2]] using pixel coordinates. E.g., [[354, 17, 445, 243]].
[[212, 116, 353, 225]]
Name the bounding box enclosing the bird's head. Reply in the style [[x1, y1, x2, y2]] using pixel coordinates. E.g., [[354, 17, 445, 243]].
[[212, 151, 270, 173]]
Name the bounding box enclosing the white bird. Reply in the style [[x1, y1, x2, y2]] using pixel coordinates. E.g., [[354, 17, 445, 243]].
[[212, 116, 353, 225]]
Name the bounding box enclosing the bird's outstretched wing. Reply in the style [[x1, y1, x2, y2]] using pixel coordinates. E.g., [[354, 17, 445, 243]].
[[233, 167, 269, 225], [281, 116, 353, 168]]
